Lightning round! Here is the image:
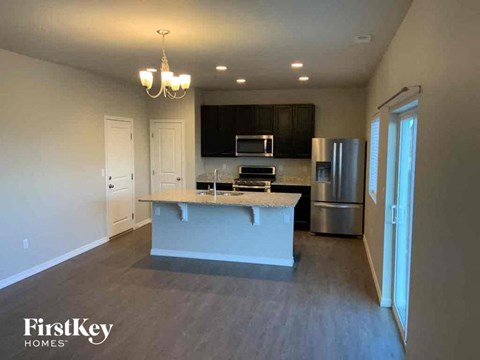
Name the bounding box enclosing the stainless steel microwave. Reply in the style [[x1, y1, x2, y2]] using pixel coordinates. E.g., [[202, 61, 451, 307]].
[[235, 135, 274, 157]]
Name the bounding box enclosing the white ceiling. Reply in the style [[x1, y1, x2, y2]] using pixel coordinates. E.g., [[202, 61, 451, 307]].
[[0, 0, 412, 90]]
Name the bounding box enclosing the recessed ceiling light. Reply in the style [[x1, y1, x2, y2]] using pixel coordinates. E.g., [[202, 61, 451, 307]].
[[291, 62, 303, 68], [236, 78, 246, 84], [354, 35, 372, 44], [299, 76, 309, 81], [216, 65, 227, 71], [146, 68, 157, 72]]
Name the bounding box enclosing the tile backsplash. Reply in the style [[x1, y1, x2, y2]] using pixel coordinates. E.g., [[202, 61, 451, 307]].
[[200, 157, 311, 178]]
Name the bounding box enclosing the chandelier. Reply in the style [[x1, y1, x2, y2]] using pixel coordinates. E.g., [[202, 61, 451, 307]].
[[139, 30, 191, 99]]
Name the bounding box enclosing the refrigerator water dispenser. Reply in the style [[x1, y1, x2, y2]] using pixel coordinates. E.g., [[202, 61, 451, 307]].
[[315, 162, 331, 183]]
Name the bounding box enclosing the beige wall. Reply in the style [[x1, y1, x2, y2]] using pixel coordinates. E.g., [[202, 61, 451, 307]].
[[200, 88, 366, 176], [146, 89, 198, 189], [365, 0, 480, 358], [0, 49, 150, 282]]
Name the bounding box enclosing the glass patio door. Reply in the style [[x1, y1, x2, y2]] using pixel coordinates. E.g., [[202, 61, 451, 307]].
[[392, 110, 418, 343]]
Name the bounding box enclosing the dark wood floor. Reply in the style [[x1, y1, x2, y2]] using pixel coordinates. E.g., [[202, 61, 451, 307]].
[[0, 226, 404, 360]]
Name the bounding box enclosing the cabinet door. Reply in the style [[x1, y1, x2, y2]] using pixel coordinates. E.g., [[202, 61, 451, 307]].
[[201, 106, 219, 156], [255, 105, 274, 134], [217, 106, 236, 156], [235, 106, 256, 135], [293, 104, 315, 158], [274, 105, 294, 157]]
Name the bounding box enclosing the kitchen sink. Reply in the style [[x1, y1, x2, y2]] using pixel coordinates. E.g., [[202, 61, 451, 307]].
[[221, 191, 244, 196], [196, 190, 244, 196]]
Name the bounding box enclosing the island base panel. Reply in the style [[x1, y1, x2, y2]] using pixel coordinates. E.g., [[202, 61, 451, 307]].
[[150, 203, 294, 267]]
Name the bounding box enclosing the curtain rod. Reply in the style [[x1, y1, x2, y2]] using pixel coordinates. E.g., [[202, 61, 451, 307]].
[[377, 85, 422, 110]]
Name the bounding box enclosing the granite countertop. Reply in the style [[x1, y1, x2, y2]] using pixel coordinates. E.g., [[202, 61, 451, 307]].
[[196, 173, 311, 186], [139, 189, 301, 208], [274, 176, 311, 186]]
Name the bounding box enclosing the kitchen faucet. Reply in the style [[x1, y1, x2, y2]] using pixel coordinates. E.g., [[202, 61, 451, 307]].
[[213, 169, 219, 197]]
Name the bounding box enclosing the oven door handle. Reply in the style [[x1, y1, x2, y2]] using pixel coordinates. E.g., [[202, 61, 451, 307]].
[[233, 185, 269, 190]]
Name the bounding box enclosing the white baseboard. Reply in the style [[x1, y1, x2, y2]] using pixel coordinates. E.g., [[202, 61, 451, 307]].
[[0, 237, 109, 290], [151, 248, 294, 267], [134, 217, 152, 230], [363, 235, 392, 307]]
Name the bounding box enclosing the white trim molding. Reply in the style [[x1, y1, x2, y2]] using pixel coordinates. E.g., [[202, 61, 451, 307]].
[[151, 248, 294, 267], [0, 237, 108, 290], [134, 218, 152, 230], [363, 235, 392, 307]]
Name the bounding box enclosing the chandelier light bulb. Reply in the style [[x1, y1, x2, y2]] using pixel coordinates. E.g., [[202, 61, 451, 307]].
[[170, 76, 181, 91], [161, 71, 173, 87], [179, 74, 191, 90], [139, 71, 153, 90]]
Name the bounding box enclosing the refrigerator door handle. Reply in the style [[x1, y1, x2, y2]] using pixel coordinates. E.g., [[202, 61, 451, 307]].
[[338, 142, 343, 198], [313, 202, 362, 209], [391, 205, 397, 224], [332, 142, 337, 198]]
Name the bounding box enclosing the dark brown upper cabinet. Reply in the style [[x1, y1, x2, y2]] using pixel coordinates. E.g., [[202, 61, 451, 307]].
[[200, 105, 236, 157], [255, 105, 274, 134], [273, 105, 295, 158], [234, 106, 256, 135], [293, 104, 315, 158], [273, 104, 315, 158], [201, 104, 315, 158], [217, 106, 236, 156], [201, 106, 220, 156]]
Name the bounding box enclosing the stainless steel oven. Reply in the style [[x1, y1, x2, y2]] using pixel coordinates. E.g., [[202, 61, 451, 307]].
[[232, 181, 272, 192], [233, 165, 276, 192], [235, 135, 274, 157]]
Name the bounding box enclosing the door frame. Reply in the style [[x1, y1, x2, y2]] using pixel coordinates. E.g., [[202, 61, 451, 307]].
[[149, 119, 186, 193], [391, 108, 417, 345], [384, 97, 419, 346], [104, 115, 135, 238]]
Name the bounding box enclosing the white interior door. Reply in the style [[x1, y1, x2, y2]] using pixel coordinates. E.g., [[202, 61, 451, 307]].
[[105, 118, 134, 237], [392, 110, 418, 343], [151, 121, 184, 193]]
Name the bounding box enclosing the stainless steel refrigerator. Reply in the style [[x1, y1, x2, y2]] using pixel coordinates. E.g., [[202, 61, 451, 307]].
[[310, 138, 366, 236]]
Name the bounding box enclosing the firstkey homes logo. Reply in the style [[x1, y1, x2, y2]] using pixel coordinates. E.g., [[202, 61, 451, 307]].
[[24, 318, 113, 348]]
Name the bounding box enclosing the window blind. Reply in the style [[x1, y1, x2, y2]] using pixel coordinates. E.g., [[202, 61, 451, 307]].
[[369, 118, 380, 202]]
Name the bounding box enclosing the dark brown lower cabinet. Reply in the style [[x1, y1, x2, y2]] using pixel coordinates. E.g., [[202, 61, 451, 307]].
[[196, 182, 233, 191], [271, 185, 311, 230]]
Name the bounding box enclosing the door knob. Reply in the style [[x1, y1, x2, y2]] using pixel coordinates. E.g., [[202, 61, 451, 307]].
[[176, 177, 181, 181], [109, 184, 114, 189]]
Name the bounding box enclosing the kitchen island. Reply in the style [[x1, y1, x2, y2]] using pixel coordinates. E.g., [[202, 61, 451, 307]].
[[139, 189, 301, 267]]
